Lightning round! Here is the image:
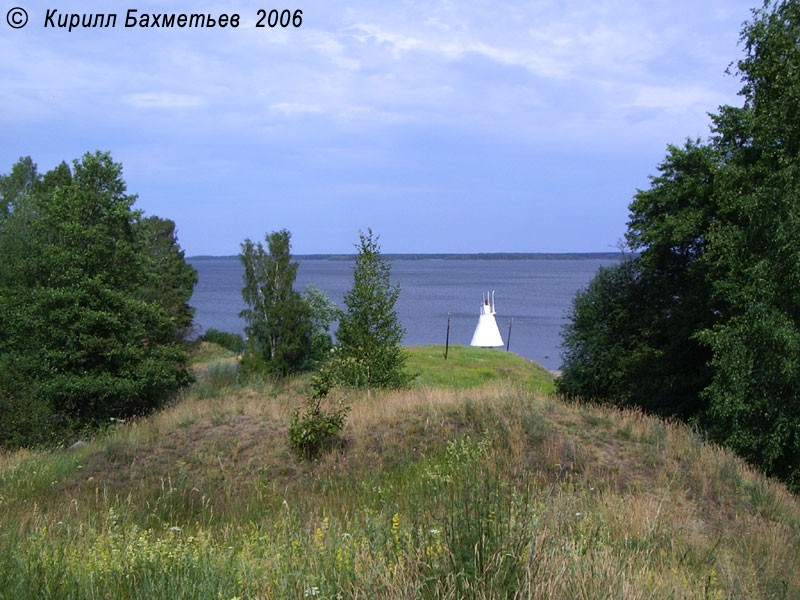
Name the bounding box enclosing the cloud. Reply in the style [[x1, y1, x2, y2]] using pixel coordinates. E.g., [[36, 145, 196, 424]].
[[126, 93, 206, 109], [269, 102, 323, 115], [628, 84, 720, 113]]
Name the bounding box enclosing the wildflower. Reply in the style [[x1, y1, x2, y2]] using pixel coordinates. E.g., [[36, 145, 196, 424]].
[[391, 513, 400, 536], [170, 526, 182, 533], [304, 587, 320, 597], [315, 527, 324, 549], [574, 512, 583, 518], [429, 528, 440, 536]]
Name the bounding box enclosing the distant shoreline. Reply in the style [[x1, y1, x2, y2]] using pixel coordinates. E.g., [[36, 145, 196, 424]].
[[188, 252, 627, 262]]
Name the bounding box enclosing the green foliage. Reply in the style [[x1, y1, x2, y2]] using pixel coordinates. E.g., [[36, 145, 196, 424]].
[[302, 284, 342, 365], [560, 141, 719, 419], [287, 370, 349, 460], [0, 152, 194, 446], [303, 283, 343, 335], [0, 156, 37, 219], [240, 230, 313, 376], [558, 1, 800, 491], [334, 229, 411, 389], [199, 328, 245, 354], [697, 0, 800, 492], [0, 358, 54, 448], [558, 259, 650, 405], [134, 216, 198, 339]]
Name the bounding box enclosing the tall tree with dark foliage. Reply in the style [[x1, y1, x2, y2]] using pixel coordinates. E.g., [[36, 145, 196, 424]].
[[559, 0, 800, 491], [0, 152, 195, 446]]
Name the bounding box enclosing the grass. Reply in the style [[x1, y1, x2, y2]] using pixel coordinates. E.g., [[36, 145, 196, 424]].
[[186, 340, 239, 373], [405, 344, 556, 394], [0, 344, 798, 598]]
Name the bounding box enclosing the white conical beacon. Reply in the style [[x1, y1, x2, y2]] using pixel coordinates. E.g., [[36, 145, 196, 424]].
[[470, 291, 504, 347]]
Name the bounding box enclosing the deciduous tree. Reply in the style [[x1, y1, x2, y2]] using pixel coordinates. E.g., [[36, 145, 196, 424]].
[[698, 0, 800, 490], [0, 152, 194, 445], [239, 229, 312, 376], [559, 0, 800, 491], [135, 215, 198, 338]]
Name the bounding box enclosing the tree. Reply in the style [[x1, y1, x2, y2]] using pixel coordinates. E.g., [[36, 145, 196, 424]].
[[302, 283, 343, 363], [558, 0, 800, 491], [558, 257, 648, 405], [239, 229, 312, 376], [697, 0, 800, 490], [135, 216, 198, 339], [625, 140, 720, 419], [559, 141, 720, 419], [0, 152, 194, 444], [335, 229, 410, 389], [0, 155, 38, 220]]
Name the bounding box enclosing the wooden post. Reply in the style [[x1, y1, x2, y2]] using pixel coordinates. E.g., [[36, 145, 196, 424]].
[[506, 318, 513, 352], [444, 312, 451, 360]]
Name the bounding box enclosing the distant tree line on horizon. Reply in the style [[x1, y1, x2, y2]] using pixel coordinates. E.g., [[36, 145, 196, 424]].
[[559, 0, 800, 492], [189, 251, 628, 262]]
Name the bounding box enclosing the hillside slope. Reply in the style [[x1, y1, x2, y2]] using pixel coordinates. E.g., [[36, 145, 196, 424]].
[[0, 344, 798, 599]]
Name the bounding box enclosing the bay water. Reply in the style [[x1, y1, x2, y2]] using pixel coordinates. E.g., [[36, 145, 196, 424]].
[[188, 256, 620, 370]]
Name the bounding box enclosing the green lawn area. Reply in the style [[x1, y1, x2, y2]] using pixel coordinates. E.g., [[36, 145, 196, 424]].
[[405, 344, 556, 394]]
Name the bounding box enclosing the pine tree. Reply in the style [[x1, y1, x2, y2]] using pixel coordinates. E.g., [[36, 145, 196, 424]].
[[335, 229, 410, 389]]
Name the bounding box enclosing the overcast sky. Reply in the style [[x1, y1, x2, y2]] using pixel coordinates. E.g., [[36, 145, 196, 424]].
[[1, 1, 756, 255]]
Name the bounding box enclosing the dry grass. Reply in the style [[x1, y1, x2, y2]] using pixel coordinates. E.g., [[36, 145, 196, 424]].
[[1, 348, 799, 599]]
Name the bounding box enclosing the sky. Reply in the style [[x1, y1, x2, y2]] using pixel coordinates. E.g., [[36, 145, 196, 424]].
[[1, 0, 757, 255]]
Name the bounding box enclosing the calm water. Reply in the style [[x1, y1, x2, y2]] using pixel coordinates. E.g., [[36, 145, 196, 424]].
[[188, 257, 619, 370]]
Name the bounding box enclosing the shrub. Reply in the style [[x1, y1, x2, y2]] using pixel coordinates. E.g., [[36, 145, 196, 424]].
[[200, 328, 245, 354], [287, 371, 349, 460]]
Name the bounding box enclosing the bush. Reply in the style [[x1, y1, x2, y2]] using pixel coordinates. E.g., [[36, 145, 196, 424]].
[[200, 328, 245, 354], [287, 371, 349, 460]]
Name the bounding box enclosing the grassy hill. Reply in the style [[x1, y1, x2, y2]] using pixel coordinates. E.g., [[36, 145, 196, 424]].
[[406, 344, 556, 394], [0, 344, 798, 599]]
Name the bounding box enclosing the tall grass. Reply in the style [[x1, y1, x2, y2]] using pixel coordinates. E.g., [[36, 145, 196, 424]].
[[1, 355, 798, 598]]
